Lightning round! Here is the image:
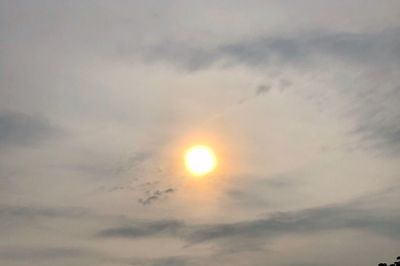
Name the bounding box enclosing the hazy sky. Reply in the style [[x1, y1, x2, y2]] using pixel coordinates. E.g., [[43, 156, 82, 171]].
[[1, 1, 400, 265]]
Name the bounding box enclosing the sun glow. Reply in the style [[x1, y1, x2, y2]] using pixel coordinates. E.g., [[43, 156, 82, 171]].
[[185, 145, 217, 176]]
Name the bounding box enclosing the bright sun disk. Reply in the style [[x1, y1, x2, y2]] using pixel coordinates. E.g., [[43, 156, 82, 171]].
[[185, 145, 217, 176]]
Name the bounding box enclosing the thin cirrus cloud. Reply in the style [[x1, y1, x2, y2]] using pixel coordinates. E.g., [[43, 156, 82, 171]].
[[0, 2, 399, 266], [139, 28, 400, 155]]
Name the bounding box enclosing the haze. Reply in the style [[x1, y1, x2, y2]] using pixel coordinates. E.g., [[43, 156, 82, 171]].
[[0, 1, 400, 266]]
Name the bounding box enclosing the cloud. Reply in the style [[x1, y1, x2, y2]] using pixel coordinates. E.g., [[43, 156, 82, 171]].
[[0, 204, 88, 219], [351, 84, 400, 155], [143, 28, 400, 71], [221, 28, 400, 69], [138, 188, 176, 205], [98, 187, 400, 249], [225, 174, 304, 209], [284, 263, 330, 266], [0, 245, 127, 265], [137, 28, 400, 156], [113, 151, 153, 175], [279, 79, 292, 91], [0, 110, 59, 148], [0, 247, 88, 261], [0, 2, 399, 265], [143, 28, 400, 156], [186, 202, 400, 244], [0, 204, 93, 234], [122, 256, 190, 266], [255, 84, 270, 96], [98, 220, 184, 238], [152, 257, 187, 266]]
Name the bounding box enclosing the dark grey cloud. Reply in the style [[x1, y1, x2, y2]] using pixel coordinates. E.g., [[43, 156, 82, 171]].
[[186, 202, 400, 244], [138, 188, 176, 205], [285, 263, 330, 266], [98, 220, 184, 238], [144, 28, 400, 71], [351, 84, 400, 155], [236, 83, 271, 105], [152, 257, 187, 266], [221, 28, 400, 68], [0, 245, 132, 265], [186, 187, 400, 246], [98, 187, 400, 248], [0, 110, 58, 148], [0, 204, 88, 219], [255, 84, 270, 96], [126, 256, 190, 266], [0, 204, 92, 234], [0, 247, 88, 261]]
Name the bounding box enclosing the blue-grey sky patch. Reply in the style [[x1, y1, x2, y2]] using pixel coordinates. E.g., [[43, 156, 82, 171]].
[[0, 110, 58, 148]]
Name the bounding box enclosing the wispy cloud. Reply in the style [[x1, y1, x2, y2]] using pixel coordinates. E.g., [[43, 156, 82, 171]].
[[0, 110, 59, 148], [255, 84, 271, 96], [139, 28, 400, 155], [142, 28, 400, 71], [0, 246, 89, 261], [98, 219, 184, 238], [138, 188, 176, 205], [98, 187, 400, 249]]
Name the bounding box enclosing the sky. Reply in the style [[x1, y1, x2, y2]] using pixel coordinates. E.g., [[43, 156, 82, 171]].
[[1, 1, 400, 265]]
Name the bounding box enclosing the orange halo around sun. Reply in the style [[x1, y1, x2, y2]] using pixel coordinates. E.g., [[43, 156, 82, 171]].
[[184, 145, 217, 176]]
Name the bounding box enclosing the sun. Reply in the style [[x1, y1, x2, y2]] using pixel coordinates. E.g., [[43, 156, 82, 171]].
[[185, 145, 217, 176]]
